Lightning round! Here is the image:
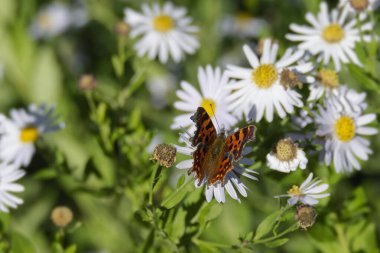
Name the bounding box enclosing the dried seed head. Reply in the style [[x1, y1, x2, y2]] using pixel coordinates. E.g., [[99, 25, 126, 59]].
[[78, 74, 96, 91], [280, 68, 302, 89], [51, 206, 73, 228], [295, 205, 317, 230], [152, 143, 177, 168], [274, 138, 298, 162]]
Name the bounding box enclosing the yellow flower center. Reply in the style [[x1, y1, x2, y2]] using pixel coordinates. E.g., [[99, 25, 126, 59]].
[[317, 69, 339, 89], [334, 116, 356, 142], [153, 15, 174, 32], [252, 64, 278, 89], [322, 24, 345, 43], [20, 127, 39, 143], [288, 185, 302, 196], [349, 0, 369, 11], [275, 138, 297, 162], [201, 98, 216, 117]]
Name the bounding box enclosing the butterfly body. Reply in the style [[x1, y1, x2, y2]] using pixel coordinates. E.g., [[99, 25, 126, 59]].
[[189, 107, 256, 186]]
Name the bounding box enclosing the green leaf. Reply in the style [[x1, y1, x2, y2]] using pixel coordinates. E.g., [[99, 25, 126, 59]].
[[176, 175, 185, 188], [346, 64, 380, 93], [33, 168, 57, 180], [51, 243, 64, 253], [64, 245, 77, 253], [198, 202, 223, 228], [10, 231, 37, 253], [0, 212, 10, 232], [265, 238, 289, 248], [254, 209, 282, 240], [161, 180, 194, 209], [351, 222, 378, 252], [166, 208, 186, 243]]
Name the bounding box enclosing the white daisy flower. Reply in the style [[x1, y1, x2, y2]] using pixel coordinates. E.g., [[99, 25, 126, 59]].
[[171, 65, 238, 132], [276, 173, 330, 206], [291, 108, 314, 129], [0, 104, 64, 168], [0, 163, 25, 213], [267, 138, 308, 173], [30, 3, 87, 39], [124, 2, 199, 63], [325, 85, 367, 116], [225, 39, 313, 122], [308, 68, 340, 102], [314, 98, 377, 173], [286, 2, 373, 71], [339, 0, 380, 13], [226, 40, 313, 122], [176, 131, 257, 204]]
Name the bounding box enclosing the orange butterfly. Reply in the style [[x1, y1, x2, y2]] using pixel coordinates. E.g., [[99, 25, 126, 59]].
[[189, 107, 256, 186]]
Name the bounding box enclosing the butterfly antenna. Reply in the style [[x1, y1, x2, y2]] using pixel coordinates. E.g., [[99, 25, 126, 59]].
[[209, 103, 222, 131]]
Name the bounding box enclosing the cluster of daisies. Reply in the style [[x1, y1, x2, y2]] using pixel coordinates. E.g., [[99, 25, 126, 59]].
[[124, 0, 378, 204], [0, 104, 63, 212]]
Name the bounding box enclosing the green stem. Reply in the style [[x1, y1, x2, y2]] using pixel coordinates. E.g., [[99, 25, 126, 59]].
[[149, 163, 162, 205], [335, 224, 351, 253], [193, 238, 231, 249], [85, 91, 96, 115], [253, 222, 299, 245]]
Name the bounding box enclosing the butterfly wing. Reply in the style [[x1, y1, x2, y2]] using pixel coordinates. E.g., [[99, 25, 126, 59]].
[[189, 107, 217, 185], [224, 125, 256, 160], [190, 107, 217, 147], [208, 125, 256, 185]]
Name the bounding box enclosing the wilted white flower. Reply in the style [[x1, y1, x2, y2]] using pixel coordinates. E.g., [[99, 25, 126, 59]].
[[124, 2, 199, 63], [267, 138, 308, 173]]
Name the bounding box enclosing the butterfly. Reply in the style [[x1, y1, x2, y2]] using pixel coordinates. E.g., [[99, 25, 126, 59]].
[[189, 107, 256, 186]]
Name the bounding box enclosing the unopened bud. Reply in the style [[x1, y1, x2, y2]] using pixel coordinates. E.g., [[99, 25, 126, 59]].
[[114, 22, 130, 36], [51, 206, 73, 228], [349, 0, 369, 11], [152, 143, 176, 168], [78, 74, 96, 91], [280, 69, 302, 89], [295, 205, 317, 230]]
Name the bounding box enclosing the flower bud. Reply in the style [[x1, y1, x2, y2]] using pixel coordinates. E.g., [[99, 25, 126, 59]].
[[51, 206, 73, 228], [114, 22, 130, 37], [78, 74, 96, 91], [349, 0, 369, 11]]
